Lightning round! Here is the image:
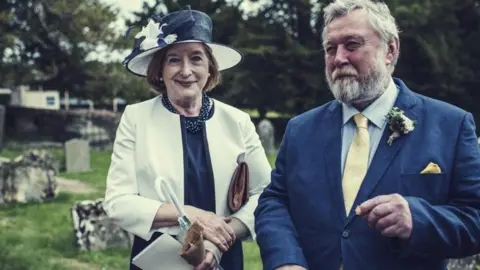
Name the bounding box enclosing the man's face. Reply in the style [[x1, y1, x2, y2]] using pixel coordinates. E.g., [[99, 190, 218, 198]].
[[324, 10, 394, 106]]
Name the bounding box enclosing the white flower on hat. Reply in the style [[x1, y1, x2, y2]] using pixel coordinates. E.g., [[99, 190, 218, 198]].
[[135, 20, 163, 51], [163, 34, 177, 44]]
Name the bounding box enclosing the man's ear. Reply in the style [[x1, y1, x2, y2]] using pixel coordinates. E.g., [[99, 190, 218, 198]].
[[385, 38, 399, 65]]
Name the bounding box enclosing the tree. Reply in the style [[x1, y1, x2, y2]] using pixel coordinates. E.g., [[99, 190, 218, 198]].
[[1, 0, 121, 96], [119, 0, 480, 124], [220, 0, 332, 117], [385, 0, 480, 122]]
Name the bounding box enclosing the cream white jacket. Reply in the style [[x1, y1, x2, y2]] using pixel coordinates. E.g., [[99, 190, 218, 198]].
[[103, 96, 272, 242]]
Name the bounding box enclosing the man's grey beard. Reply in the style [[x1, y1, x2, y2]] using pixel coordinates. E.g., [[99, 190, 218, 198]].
[[326, 56, 390, 106]]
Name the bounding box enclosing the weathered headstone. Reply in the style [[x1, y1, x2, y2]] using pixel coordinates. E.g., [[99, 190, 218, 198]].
[[65, 139, 90, 172], [257, 118, 275, 155], [72, 198, 133, 251], [0, 149, 57, 204]]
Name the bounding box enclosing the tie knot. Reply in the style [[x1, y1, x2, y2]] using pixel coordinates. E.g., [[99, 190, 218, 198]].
[[354, 113, 368, 129]]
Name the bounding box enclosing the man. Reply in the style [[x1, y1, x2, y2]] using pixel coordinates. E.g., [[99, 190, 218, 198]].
[[254, 0, 480, 269]]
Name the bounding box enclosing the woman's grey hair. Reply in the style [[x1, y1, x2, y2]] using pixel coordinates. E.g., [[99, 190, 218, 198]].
[[322, 0, 400, 67]]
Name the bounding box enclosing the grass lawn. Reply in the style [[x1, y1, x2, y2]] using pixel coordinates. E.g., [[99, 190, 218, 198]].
[[0, 149, 275, 270]]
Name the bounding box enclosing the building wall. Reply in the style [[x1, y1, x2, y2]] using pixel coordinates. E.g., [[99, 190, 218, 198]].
[[10, 87, 60, 110]]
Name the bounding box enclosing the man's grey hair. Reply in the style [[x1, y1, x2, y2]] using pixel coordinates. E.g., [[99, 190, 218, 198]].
[[322, 0, 400, 68]]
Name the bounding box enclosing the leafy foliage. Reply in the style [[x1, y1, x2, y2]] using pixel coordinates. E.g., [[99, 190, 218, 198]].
[[1, 0, 480, 124]]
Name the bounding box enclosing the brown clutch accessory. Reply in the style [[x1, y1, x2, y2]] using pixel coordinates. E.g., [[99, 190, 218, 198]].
[[227, 160, 250, 213], [180, 221, 205, 266]]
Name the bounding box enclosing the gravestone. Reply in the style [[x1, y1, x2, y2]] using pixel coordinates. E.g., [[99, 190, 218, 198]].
[[257, 118, 275, 155], [0, 105, 5, 150], [65, 139, 90, 173], [72, 198, 133, 251], [0, 149, 57, 204]]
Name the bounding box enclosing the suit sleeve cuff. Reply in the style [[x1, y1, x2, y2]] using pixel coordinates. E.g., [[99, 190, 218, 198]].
[[266, 252, 309, 270], [390, 197, 430, 258], [204, 240, 222, 265]]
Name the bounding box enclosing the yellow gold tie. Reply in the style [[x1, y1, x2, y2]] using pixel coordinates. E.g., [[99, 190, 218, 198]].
[[342, 113, 370, 215]]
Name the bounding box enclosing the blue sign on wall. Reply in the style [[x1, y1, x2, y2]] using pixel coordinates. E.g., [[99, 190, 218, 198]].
[[46, 96, 55, 106]]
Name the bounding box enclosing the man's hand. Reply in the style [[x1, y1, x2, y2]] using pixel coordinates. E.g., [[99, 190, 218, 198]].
[[275, 265, 307, 270], [194, 251, 218, 270], [356, 194, 412, 239]]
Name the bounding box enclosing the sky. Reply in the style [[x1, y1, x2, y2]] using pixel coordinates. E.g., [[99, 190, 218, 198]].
[[104, 0, 155, 16], [93, 0, 266, 62], [101, 0, 155, 30], [101, 0, 265, 32]]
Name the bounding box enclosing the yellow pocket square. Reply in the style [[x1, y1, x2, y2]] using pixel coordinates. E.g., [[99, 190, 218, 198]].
[[420, 162, 442, 174]]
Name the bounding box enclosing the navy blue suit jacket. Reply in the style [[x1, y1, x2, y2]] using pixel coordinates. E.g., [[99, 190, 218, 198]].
[[254, 78, 480, 270]]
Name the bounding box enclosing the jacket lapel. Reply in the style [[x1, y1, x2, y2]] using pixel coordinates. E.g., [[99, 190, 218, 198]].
[[204, 111, 226, 214], [205, 101, 244, 216], [323, 101, 347, 220], [345, 79, 419, 224], [145, 97, 186, 203]]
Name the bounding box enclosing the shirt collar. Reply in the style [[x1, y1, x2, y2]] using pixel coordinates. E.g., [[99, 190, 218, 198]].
[[342, 77, 398, 128]]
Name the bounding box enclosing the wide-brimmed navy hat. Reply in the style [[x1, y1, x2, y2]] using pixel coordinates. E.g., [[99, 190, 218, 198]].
[[122, 5, 242, 77]]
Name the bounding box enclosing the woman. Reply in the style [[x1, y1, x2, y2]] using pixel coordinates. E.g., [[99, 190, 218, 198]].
[[103, 5, 272, 270]]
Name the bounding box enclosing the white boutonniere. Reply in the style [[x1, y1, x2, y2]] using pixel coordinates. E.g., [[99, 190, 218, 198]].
[[385, 107, 416, 146], [135, 20, 178, 50]]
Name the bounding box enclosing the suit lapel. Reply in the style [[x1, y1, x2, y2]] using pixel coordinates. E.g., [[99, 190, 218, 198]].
[[345, 79, 419, 224], [323, 101, 347, 220]]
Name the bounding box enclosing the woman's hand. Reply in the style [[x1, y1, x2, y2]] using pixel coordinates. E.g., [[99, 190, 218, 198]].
[[185, 206, 236, 252]]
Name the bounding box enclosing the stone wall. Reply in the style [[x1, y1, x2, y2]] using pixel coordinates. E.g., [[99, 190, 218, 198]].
[[4, 106, 290, 151], [5, 106, 121, 151]]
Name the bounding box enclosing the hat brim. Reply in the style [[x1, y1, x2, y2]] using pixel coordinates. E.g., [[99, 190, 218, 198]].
[[124, 40, 243, 77]]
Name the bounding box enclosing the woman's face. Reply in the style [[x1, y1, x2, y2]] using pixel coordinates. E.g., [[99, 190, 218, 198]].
[[162, 42, 210, 101]]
